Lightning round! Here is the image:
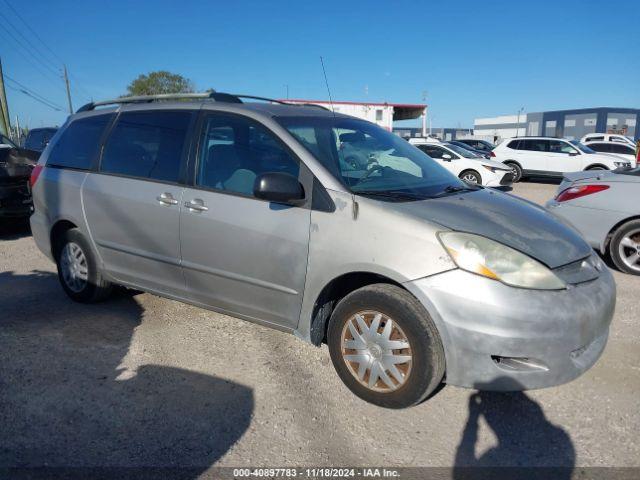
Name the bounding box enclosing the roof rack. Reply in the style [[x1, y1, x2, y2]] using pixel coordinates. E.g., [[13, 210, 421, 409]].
[[76, 91, 245, 113], [76, 91, 332, 113]]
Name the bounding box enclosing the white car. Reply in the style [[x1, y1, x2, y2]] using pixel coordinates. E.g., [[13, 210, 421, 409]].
[[491, 137, 632, 182], [581, 133, 636, 147], [409, 138, 514, 186], [584, 141, 637, 166]]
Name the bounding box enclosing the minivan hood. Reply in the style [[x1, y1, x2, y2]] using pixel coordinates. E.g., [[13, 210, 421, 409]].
[[389, 189, 592, 268]]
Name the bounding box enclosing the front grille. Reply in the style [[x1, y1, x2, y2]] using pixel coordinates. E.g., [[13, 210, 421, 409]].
[[500, 172, 515, 185]]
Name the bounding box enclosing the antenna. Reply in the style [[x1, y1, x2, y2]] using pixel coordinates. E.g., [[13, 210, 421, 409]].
[[320, 56, 336, 116]]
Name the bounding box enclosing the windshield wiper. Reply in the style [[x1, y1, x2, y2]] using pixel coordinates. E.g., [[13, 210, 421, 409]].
[[354, 190, 427, 201], [430, 184, 482, 198]]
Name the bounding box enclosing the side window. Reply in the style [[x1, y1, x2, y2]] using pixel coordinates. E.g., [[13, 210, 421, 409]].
[[507, 140, 520, 149], [197, 114, 300, 197], [101, 111, 192, 183], [549, 140, 576, 154], [422, 146, 446, 159], [47, 115, 113, 169], [520, 139, 547, 151], [611, 144, 632, 154], [588, 136, 604, 142], [591, 143, 610, 152]]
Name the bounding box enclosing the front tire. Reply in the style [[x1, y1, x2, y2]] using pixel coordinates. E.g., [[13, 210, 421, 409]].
[[56, 228, 113, 302], [327, 284, 445, 408], [609, 220, 640, 275], [459, 169, 481, 185], [504, 161, 523, 182]]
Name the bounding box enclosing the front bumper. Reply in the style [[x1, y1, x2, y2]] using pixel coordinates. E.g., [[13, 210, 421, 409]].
[[405, 267, 615, 390], [484, 171, 514, 187]]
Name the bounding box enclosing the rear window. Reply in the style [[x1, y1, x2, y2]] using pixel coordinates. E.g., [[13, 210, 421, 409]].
[[100, 111, 192, 183], [47, 115, 112, 169]]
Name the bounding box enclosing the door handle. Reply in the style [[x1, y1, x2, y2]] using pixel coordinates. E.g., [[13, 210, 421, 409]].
[[185, 199, 209, 212], [157, 192, 178, 205]]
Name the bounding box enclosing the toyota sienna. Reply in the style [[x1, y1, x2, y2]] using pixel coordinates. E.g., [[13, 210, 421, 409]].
[[30, 93, 616, 408]]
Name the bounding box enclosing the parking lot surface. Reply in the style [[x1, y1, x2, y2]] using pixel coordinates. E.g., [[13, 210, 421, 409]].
[[1, 181, 638, 472]]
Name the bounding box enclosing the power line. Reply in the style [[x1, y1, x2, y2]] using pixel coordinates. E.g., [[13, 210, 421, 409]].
[[1, 0, 93, 100], [6, 84, 63, 111], [0, 12, 60, 77], [0, 10, 59, 72], [5, 74, 65, 111], [0, 28, 62, 85]]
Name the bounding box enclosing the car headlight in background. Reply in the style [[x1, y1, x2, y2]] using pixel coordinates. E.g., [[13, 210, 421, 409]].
[[438, 232, 566, 290], [614, 161, 630, 169], [481, 164, 511, 173]]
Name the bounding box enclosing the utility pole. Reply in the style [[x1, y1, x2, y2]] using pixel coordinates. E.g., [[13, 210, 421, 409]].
[[0, 57, 10, 136], [63, 64, 73, 114], [516, 106, 525, 137]]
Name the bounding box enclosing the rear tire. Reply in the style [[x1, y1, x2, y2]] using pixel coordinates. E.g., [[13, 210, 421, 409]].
[[504, 161, 523, 182], [55, 228, 113, 302], [459, 169, 481, 185], [609, 220, 640, 275], [327, 284, 445, 409]]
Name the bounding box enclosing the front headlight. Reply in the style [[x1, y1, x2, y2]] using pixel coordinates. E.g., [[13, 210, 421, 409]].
[[614, 161, 630, 169], [438, 232, 566, 290], [481, 165, 497, 173]]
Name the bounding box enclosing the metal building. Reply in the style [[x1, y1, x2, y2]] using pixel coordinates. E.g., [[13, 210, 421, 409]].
[[474, 108, 640, 143], [280, 99, 427, 133]]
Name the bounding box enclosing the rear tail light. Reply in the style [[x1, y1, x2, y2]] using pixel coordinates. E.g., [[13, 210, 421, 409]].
[[29, 164, 43, 188], [489, 151, 496, 157], [555, 184, 609, 202]]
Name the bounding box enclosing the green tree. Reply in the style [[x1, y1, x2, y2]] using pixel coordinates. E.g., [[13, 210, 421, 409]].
[[125, 71, 194, 96]]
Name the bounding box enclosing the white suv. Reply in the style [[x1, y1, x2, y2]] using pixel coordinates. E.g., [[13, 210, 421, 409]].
[[491, 137, 632, 182]]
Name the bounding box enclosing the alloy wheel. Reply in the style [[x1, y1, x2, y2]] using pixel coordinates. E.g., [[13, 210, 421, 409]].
[[60, 242, 89, 292], [618, 228, 640, 273]]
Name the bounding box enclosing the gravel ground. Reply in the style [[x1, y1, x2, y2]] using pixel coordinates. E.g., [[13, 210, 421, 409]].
[[0, 181, 638, 473]]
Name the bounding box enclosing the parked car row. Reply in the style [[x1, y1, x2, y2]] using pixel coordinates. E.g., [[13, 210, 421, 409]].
[[0, 134, 39, 219], [29, 92, 616, 408]]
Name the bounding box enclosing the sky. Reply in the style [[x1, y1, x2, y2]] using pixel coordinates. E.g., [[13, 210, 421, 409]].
[[1, 0, 639, 130]]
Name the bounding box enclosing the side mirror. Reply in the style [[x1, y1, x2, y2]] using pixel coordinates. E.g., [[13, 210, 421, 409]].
[[442, 153, 453, 161], [253, 172, 305, 205]]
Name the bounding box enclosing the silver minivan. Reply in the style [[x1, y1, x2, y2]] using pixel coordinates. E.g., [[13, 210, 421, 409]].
[[30, 93, 616, 408]]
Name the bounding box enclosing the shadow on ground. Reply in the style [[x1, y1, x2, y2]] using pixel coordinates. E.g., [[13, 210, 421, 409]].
[[0, 270, 253, 472], [453, 378, 575, 479], [0, 218, 31, 240], [522, 176, 562, 185]]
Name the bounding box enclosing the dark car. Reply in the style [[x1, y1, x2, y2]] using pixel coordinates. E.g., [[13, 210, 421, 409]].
[[448, 140, 490, 159], [456, 138, 495, 153], [0, 134, 39, 219], [24, 127, 57, 152]]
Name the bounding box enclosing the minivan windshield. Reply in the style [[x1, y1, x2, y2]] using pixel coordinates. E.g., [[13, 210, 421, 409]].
[[569, 140, 596, 154], [277, 116, 466, 198]]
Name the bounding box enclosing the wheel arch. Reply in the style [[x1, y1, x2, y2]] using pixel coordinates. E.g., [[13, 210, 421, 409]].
[[309, 271, 405, 346], [50, 219, 78, 259], [502, 159, 522, 169], [585, 164, 609, 171], [603, 215, 640, 253]]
